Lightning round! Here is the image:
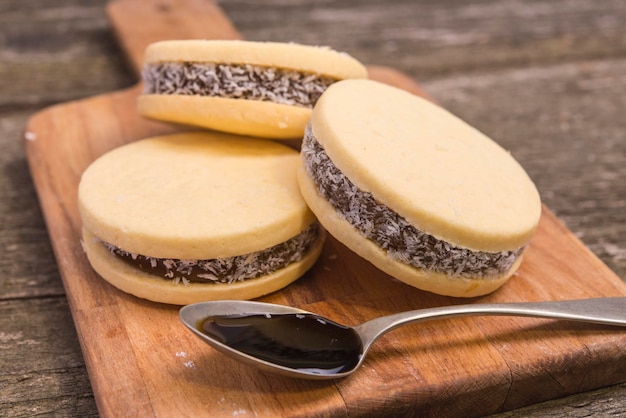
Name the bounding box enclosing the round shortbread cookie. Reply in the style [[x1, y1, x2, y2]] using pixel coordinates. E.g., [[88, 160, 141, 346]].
[[138, 40, 367, 139], [79, 132, 315, 259], [298, 79, 541, 297], [78, 132, 324, 304]]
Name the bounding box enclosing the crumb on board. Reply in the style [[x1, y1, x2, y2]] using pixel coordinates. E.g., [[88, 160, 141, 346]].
[[175, 351, 195, 368]]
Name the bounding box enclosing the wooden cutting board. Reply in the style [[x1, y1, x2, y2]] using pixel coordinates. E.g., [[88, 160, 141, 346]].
[[23, 0, 626, 416]]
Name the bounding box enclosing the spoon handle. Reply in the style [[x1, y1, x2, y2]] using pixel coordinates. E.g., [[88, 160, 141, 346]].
[[355, 297, 626, 349]]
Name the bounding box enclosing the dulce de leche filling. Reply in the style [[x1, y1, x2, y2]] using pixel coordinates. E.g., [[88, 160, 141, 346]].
[[102, 222, 321, 285], [142, 62, 336, 108], [301, 124, 524, 279]]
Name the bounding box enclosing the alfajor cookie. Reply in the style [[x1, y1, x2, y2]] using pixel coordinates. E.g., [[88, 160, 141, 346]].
[[298, 79, 541, 297], [78, 132, 324, 305], [138, 40, 368, 139]]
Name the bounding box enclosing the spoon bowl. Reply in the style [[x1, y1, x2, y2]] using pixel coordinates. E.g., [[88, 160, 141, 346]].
[[180, 297, 626, 380], [179, 300, 346, 378]]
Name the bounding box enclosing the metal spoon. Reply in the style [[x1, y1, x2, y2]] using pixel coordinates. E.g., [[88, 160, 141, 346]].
[[179, 297, 626, 380]]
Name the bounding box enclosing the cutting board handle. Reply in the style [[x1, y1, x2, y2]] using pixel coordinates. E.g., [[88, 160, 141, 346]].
[[106, 0, 431, 100], [106, 0, 242, 77]]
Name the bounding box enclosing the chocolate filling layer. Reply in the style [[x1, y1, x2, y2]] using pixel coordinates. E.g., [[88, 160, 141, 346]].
[[143, 62, 336, 108], [301, 124, 523, 279], [103, 222, 321, 285]]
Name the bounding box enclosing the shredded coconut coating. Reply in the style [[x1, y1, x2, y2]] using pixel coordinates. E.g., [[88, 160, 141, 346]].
[[301, 124, 524, 279], [104, 222, 321, 285], [142, 62, 336, 108]]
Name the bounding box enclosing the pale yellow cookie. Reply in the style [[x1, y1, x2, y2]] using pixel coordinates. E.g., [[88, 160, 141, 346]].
[[298, 79, 541, 297], [81, 228, 324, 305], [138, 40, 368, 139], [78, 132, 325, 304]]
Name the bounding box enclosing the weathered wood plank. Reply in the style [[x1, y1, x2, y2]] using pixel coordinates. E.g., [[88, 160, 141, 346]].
[[221, 0, 626, 76], [0, 111, 68, 299], [0, 297, 96, 417], [3, 0, 626, 108], [488, 382, 626, 418], [0, 0, 133, 109]]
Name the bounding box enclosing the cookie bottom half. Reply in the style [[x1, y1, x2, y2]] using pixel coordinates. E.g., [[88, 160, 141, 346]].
[[81, 227, 325, 305], [297, 165, 521, 297], [138, 94, 312, 139]]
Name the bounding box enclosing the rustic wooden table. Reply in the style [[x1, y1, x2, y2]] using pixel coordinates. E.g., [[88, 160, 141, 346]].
[[1, 0, 625, 416]]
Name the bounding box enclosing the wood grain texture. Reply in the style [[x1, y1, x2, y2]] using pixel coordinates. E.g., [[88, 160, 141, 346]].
[[2, 0, 626, 416], [107, 0, 242, 74], [16, 0, 626, 417], [220, 0, 626, 77]]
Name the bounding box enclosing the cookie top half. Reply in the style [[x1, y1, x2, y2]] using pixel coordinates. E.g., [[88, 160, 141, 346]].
[[310, 79, 541, 252], [78, 132, 315, 259], [138, 40, 368, 139], [143, 40, 368, 79]]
